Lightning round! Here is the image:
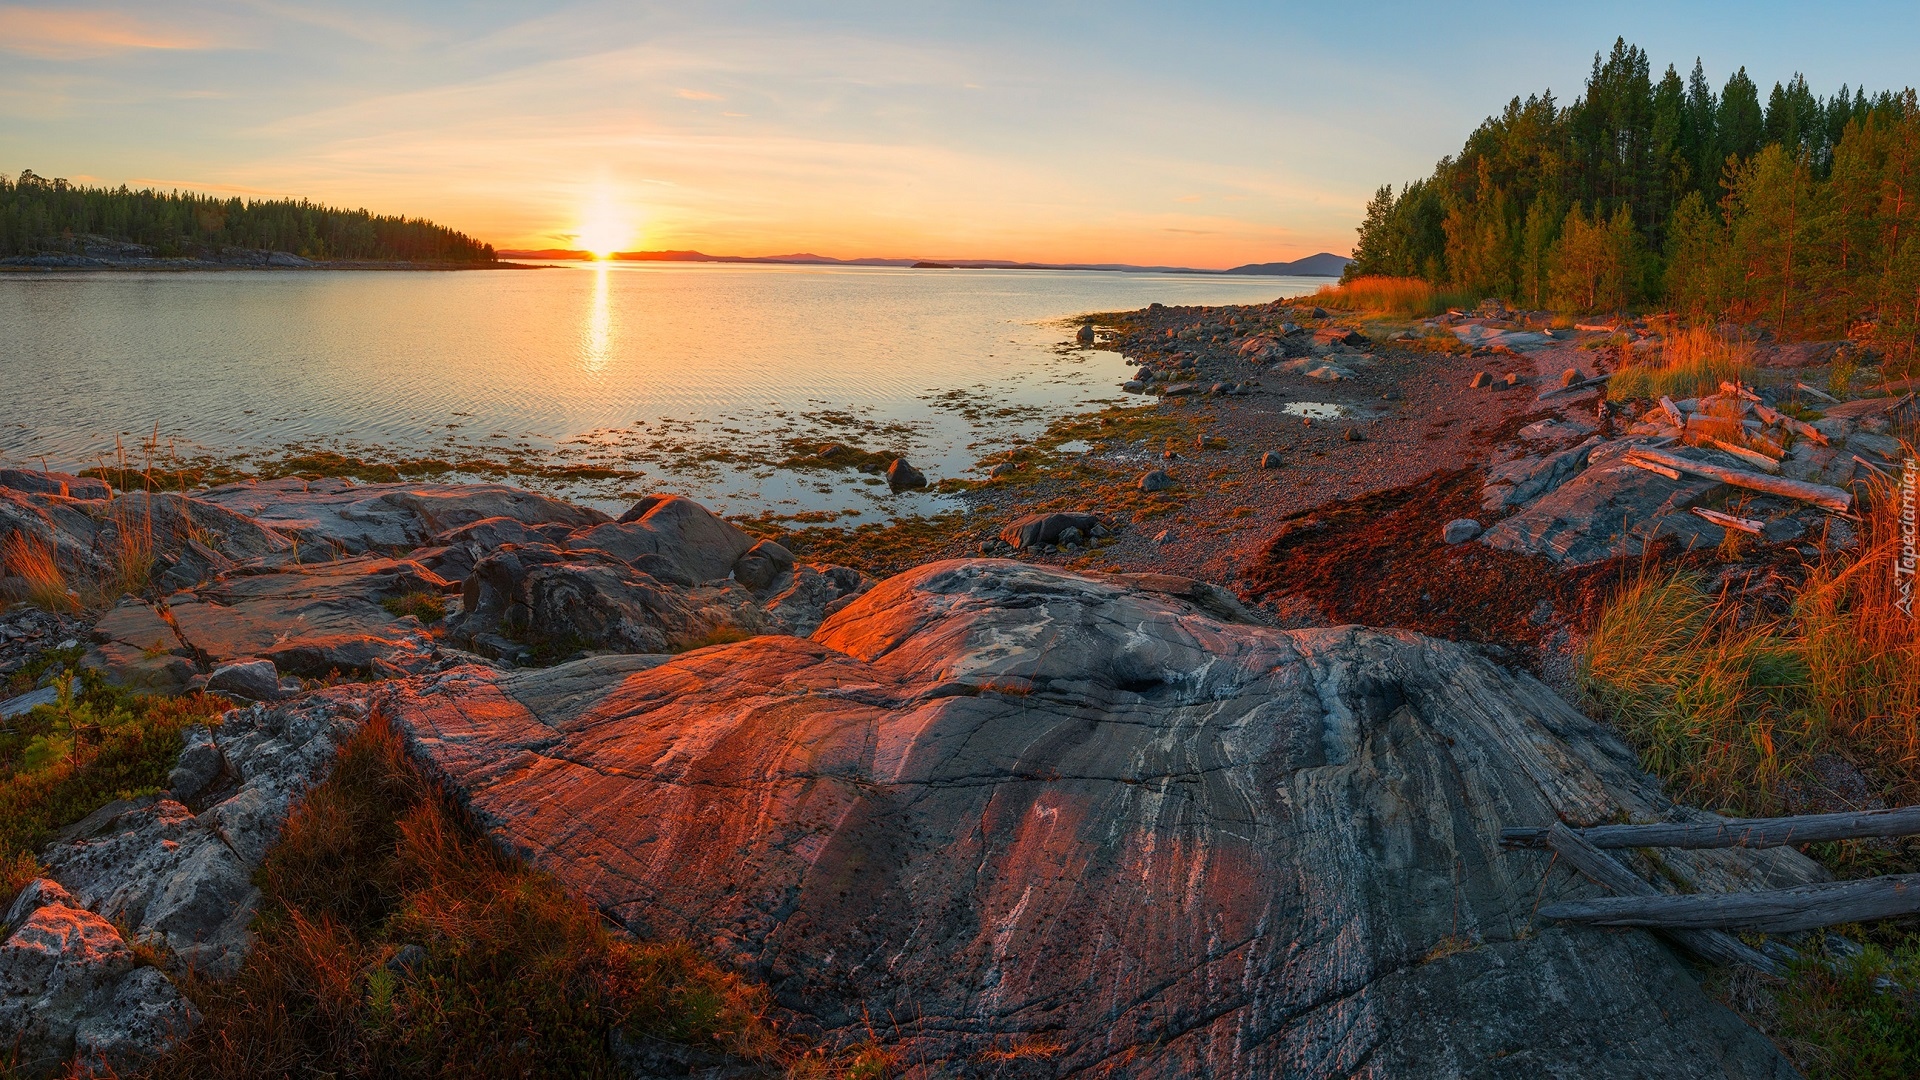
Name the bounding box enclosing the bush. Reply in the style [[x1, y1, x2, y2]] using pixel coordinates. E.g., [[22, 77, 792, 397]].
[[1311, 276, 1477, 318]]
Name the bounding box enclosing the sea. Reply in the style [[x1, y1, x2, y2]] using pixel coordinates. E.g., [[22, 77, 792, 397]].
[[0, 262, 1324, 520]]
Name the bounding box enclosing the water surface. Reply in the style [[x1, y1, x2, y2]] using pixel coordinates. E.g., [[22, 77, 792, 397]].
[[1, 262, 1323, 518]]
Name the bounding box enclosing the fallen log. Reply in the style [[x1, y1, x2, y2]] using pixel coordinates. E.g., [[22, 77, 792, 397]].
[[1693, 507, 1763, 534], [1658, 396, 1686, 427], [1542, 824, 1782, 975], [1540, 873, 1920, 934], [1538, 372, 1611, 400], [1752, 405, 1828, 446], [1796, 381, 1838, 403], [1624, 455, 1682, 480], [1503, 805, 1920, 851], [1623, 446, 1853, 513]]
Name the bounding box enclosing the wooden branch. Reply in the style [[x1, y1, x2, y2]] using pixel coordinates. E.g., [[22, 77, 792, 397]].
[[1541, 874, 1920, 934], [1623, 446, 1853, 513], [1659, 396, 1685, 427], [1796, 381, 1838, 403], [1542, 824, 1783, 975], [1624, 455, 1683, 480], [1693, 507, 1763, 534], [1503, 805, 1920, 851], [1538, 372, 1611, 400], [1721, 381, 1762, 402]]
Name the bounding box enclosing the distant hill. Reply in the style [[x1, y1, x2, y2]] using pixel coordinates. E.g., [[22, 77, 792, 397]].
[[1222, 253, 1352, 277], [497, 248, 1352, 276]]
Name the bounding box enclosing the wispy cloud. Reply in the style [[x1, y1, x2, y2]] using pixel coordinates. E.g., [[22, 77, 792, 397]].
[[675, 88, 723, 101], [0, 7, 220, 59]]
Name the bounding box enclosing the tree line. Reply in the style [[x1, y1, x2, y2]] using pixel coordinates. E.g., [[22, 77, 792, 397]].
[[0, 170, 494, 263], [1344, 39, 1920, 358]]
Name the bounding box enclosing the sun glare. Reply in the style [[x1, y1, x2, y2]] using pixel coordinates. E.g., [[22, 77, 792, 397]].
[[573, 189, 636, 259]]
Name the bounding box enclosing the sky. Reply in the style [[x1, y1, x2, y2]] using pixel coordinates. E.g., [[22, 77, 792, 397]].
[[3, 1, 1916, 268]]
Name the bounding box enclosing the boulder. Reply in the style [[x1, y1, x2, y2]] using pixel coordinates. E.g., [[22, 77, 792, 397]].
[[98, 492, 296, 588], [581, 495, 757, 584], [1482, 436, 1603, 512], [80, 597, 196, 692], [1443, 518, 1483, 544], [381, 561, 1811, 1077], [886, 459, 928, 492], [194, 477, 607, 555], [1077, 323, 1095, 344], [732, 539, 795, 592], [761, 565, 875, 637], [205, 658, 284, 702], [998, 512, 1103, 551], [1138, 470, 1177, 492], [1260, 451, 1283, 469], [0, 489, 107, 580]]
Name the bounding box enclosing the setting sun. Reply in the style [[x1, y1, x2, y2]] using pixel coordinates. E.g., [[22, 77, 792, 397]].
[[572, 189, 635, 258]]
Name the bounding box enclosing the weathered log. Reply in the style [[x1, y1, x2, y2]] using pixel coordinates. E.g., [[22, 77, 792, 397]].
[[1659, 396, 1685, 427], [1796, 381, 1838, 403], [1503, 804, 1920, 851], [1542, 824, 1782, 975], [1541, 874, 1920, 934], [1707, 439, 1782, 472], [1624, 455, 1682, 480], [1720, 381, 1762, 402], [1538, 372, 1612, 400], [1692, 507, 1763, 534], [1623, 446, 1853, 513]]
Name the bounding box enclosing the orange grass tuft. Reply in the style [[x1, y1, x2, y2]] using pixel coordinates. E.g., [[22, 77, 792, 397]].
[[2, 531, 77, 613], [1312, 275, 1476, 317]]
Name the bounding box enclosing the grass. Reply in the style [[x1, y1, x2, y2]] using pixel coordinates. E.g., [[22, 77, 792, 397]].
[[1312, 275, 1478, 318], [140, 711, 808, 1079], [1773, 945, 1920, 1078], [1606, 324, 1758, 401], [2, 532, 78, 613], [379, 592, 448, 625]]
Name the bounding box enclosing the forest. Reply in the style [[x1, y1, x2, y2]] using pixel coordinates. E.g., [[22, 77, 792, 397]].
[[0, 170, 494, 263], [1345, 39, 1920, 360]]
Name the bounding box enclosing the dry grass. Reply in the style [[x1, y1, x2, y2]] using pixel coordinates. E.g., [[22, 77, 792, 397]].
[[1313, 276, 1477, 318], [1580, 473, 1920, 814], [105, 499, 156, 598], [1, 532, 77, 613], [1607, 324, 1758, 401]]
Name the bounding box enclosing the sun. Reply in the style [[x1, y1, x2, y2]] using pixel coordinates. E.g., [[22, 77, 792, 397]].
[[573, 190, 636, 259]]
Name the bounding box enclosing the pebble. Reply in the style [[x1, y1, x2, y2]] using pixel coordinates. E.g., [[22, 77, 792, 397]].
[[1260, 452, 1283, 469], [1344, 427, 1364, 442], [1152, 529, 1174, 544], [1138, 470, 1176, 493], [1470, 371, 1493, 389]]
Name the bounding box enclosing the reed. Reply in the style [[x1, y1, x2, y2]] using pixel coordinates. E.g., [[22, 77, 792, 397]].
[[1, 532, 77, 613]]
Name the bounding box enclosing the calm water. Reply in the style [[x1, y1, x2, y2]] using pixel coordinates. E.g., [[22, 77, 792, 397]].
[[0, 263, 1322, 519]]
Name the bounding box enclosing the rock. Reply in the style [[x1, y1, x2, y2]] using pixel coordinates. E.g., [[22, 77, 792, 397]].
[[1152, 529, 1173, 544], [1482, 436, 1604, 512], [0, 683, 61, 719], [1518, 418, 1596, 442], [1057, 527, 1084, 546], [166, 725, 224, 802], [1161, 382, 1199, 397], [0, 469, 109, 501], [0, 488, 109, 581], [194, 477, 607, 556], [1481, 461, 1724, 565], [1138, 470, 1176, 492], [0, 895, 198, 1077], [987, 463, 1018, 480], [1260, 452, 1283, 469], [1850, 431, 1903, 458], [761, 565, 876, 637], [1122, 380, 1145, 393], [1077, 323, 1095, 344], [1312, 326, 1367, 347], [1471, 371, 1494, 389], [581, 495, 757, 584], [999, 512, 1102, 551], [205, 658, 284, 702], [1561, 368, 1582, 387], [1344, 427, 1364, 442], [885, 459, 928, 492], [732, 539, 796, 592], [380, 560, 1812, 1077], [100, 492, 297, 589], [1443, 518, 1483, 544], [80, 598, 196, 693]]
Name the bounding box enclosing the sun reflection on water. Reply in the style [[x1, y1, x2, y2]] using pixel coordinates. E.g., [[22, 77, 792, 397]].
[[582, 262, 612, 372]]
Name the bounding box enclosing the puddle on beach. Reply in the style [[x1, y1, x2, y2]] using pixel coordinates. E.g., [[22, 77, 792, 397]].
[[1281, 402, 1351, 420]]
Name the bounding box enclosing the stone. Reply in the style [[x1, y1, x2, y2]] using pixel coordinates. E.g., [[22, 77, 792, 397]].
[[100, 492, 297, 589], [1122, 380, 1144, 393], [379, 560, 1813, 1078], [999, 512, 1102, 551], [205, 658, 284, 702], [194, 477, 606, 555], [1471, 371, 1494, 389], [1344, 427, 1364, 442], [732, 539, 797, 592], [581, 495, 757, 584], [0, 489, 108, 581], [761, 565, 875, 637], [1260, 452, 1283, 469], [1076, 323, 1095, 344], [166, 726, 224, 802], [1312, 325, 1365, 347], [0, 469, 110, 501], [0, 683, 61, 719], [1151, 529, 1173, 544], [1138, 470, 1176, 492], [1057, 527, 1084, 546], [1482, 436, 1603, 512], [1481, 460, 1725, 565], [1443, 518, 1483, 544], [987, 462, 1017, 480], [885, 459, 928, 492], [1561, 368, 1582, 387]]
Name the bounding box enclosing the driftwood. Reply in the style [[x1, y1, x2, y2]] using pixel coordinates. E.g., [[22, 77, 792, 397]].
[[1624, 446, 1853, 513], [1540, 874, 1920, 934], [1796, 381, 1838, 403], [1658, 396, 1686, 427], [1538, 372, 1611, 400], [1543, 824, 1782, 975], [1503, 804, 1920, 851], [1693, 507, 1763, 534], [1624, 455, 1683, 480], [1707, 438, 1782, 472], [1720, 381, 1762, 402]]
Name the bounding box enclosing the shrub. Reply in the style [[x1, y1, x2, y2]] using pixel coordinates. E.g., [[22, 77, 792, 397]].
[[1310, 276, 1477, 318]]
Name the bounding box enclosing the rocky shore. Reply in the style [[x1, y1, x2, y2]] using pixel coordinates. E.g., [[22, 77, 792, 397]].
[[0, 294, 1903, 1077]]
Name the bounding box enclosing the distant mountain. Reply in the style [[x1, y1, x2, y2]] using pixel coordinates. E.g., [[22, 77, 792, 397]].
[[1222, 253, 1351, 277], [494, 247, 1352, 276]]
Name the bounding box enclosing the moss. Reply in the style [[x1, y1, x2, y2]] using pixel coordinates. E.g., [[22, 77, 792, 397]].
[[380, 592, 448, 624]]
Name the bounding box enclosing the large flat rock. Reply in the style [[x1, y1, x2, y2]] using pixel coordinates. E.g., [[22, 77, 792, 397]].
[[1481, 459, 1724, 565], [193, 478, 608, 555], [384, 559, 1810, 1078]]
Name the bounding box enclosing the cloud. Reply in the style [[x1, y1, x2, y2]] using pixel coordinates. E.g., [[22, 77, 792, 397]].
[[0, 7, 219, 59], [675, 88, 723, 101]]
